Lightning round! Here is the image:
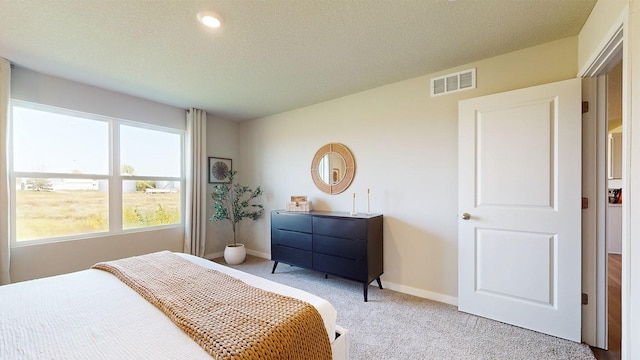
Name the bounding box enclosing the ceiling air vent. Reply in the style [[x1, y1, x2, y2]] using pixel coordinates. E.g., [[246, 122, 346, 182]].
[[430, 68, 476, 97]]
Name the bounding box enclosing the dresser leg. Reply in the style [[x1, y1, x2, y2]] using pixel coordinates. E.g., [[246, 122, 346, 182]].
[[363, 283, 368, 302], [376, 277, 383, 289], [271, 261, 279, 274]]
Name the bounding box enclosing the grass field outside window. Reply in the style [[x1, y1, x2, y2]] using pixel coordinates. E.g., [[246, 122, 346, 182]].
[[15, 189, 180, 242]]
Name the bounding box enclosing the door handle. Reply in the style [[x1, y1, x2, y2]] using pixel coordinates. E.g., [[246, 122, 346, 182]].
[[461, 213, 471, 220]]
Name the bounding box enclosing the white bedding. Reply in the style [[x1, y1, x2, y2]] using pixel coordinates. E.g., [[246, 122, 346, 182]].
[[0, 253, 337, 359]]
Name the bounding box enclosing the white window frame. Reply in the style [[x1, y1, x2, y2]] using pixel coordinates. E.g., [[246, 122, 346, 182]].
[[9, 99, 185, 246]]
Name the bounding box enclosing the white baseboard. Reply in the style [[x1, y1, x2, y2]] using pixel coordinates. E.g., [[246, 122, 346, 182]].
[[380, 280, 458, 306], [203, 249, 270, 261], [203, 252, 222, 260], [246, 249, 270, 259]]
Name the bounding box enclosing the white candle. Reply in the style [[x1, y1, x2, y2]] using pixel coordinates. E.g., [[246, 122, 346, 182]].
[[351, 192, 357, 215], [367, 188, 370, 214]]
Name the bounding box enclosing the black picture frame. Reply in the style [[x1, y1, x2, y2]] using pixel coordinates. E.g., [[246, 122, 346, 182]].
[[208, 157, 232, 184]]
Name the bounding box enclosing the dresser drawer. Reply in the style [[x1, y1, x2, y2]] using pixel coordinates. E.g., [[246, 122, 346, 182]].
[[272, 212, 312, 233], [313, 253, 367, 281], [313, 234, 366, 260], [272, 229, 312, 251], [272, 245, 312, 268], [313, 217, 366, 239]]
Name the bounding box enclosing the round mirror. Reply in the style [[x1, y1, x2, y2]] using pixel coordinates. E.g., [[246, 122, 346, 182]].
[[311, 143, 355, 194], [318, 152, 346, 185]]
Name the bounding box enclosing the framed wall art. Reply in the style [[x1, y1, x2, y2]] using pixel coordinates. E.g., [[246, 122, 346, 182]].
[[208, 157, 232, 183]]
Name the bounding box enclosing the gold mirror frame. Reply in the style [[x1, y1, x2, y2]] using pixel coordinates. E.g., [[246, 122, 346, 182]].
[[311, 143, 355, 194]]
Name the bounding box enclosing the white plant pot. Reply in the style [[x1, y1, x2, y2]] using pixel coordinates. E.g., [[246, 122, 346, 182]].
[[224, 244, 246, 265]]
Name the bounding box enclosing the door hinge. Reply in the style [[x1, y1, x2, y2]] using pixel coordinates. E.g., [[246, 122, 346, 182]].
[[582, 197, 588, 209], [582, 101, 589, 114], [582, 293, 588, 305]]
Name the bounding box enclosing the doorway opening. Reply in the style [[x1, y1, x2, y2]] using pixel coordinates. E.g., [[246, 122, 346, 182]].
[[605, 59, 622, 359], [591, 58, 623, 360]]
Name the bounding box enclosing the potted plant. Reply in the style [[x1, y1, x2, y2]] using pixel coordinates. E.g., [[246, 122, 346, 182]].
[[209, 170, 264, 264]]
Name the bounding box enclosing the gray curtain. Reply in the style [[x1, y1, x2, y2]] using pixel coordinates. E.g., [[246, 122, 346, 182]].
[[0, 58, 11, 284], [184, 108, 207, 257]]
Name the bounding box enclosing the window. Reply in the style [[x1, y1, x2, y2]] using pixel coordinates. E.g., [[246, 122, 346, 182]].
[[120, 125, 182, 230], [10, 100, 184, 243]]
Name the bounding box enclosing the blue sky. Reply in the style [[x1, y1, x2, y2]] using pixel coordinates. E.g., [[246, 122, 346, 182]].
[[12, 106, 181, 177]]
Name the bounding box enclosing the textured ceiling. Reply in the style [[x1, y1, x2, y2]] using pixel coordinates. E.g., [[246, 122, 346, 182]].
[[0, 0, 596, 121]]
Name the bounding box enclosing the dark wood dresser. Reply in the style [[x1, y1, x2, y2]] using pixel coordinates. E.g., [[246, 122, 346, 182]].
[[270, 210, 383, 301]]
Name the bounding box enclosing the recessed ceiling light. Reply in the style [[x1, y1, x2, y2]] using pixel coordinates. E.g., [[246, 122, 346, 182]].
[[197, 11, 223, 29]]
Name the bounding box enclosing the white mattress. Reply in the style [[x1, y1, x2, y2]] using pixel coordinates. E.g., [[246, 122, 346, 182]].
[[0, 252, 337, 359]]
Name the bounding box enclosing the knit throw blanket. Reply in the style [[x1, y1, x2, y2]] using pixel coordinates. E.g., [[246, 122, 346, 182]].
[[92, 251, 332, 360]]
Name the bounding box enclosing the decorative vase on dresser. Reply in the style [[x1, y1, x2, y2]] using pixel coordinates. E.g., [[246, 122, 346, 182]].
[[270, 210, 383, 302]]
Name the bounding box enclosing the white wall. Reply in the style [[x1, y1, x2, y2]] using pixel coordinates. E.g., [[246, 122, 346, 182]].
[[204, 115, 239, 259], [577, 0, 628, 75], [237, 37, 579, 303], [10, 228, 184, 282], [9, 68, 187, 282], [11, 68, 186, 130]]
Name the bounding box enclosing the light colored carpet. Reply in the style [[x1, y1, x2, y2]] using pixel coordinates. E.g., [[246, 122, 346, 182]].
[[214, 255, 595, 360]]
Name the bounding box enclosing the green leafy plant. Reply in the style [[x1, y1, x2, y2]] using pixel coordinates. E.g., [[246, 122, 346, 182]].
[[209, 170, 264, 247]]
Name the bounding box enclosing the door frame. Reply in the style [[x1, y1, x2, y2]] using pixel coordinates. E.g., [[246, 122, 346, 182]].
[[581, 75, 603, 348], [579, 12, 627, 352]]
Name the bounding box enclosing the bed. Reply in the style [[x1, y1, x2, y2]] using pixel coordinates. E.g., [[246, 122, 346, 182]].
[[0, 252, 349, 359]]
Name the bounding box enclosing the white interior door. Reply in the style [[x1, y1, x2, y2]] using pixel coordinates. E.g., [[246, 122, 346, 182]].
[[458, 78, 582, 342]]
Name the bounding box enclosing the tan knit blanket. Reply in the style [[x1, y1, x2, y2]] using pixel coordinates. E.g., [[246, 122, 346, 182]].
[[92, 251, 332, 360]]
